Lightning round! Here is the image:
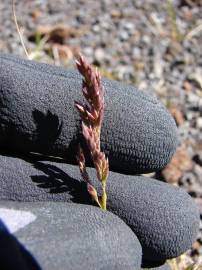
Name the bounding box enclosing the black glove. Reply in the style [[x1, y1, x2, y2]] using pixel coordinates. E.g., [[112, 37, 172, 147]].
[[0, 218, 40, 269], [0, 53, 178, 174], [0, 54, 199, 269], [0, 202, 141, 270]]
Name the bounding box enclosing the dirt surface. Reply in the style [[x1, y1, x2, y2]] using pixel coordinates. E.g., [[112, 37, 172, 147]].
[[0, 0, 202, 265]]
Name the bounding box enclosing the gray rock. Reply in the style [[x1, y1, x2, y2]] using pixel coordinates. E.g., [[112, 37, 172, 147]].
[[0, 201, 142, 270], [193, 153, 202, 167], [124, 22, 135, 32], [0, 154, 199, 264], [119, 31, 129, 41], [94, 48, 106, 64], [187, 93, 199, 107], [196, 117, 202, 129], [198, 98, 202, 112], [0, 53, 178, 174], [83, 47, 94, 57], [114, 65, 134, 81]]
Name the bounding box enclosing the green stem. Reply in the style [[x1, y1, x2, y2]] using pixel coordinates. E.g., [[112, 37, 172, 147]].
[[101, 182, 107, 210]]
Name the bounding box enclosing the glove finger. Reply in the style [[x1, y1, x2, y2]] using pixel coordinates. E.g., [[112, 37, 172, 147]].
[[142, 263, 171, 270], [0, 53, 178, 174], [0, 154, 199, 265], [0, 201, 142, 270], [0, 218, 41, 269]]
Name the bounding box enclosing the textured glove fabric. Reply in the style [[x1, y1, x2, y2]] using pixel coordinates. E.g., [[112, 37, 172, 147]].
[[0, 54, 197, 270], [0, 154, 199, 264], [0, 219, 41, 270], [0, 201, 142, 270], [0, 53, 178, 174], [143, 264, 170, 270]]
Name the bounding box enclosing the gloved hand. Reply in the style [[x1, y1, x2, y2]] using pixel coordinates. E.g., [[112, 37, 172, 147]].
[[0, 202, 141, 270], [0, 53, 177, 174], [0, 54, 199, 270], [0, 218, 41, 270]]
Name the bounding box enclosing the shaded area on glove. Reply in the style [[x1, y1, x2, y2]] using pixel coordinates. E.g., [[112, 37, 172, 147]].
[[0, 154, 199, 265], [0, 202, 142, 270], [0, 219, 41, 270], [0, 53, 178, 174]]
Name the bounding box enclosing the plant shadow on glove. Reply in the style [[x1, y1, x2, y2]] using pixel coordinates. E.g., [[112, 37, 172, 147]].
[[0, 153, 199, 269], [0, 54, 199, 269], [0, 53, 178, 174]]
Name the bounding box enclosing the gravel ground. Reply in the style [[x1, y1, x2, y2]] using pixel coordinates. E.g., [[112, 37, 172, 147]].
[[0, 0, 202, 266]]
